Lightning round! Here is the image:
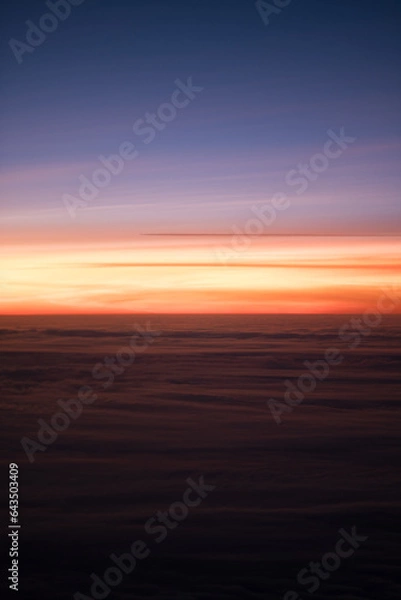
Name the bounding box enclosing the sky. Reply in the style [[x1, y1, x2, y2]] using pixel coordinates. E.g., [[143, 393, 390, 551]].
[[0, 0, 400, 314]]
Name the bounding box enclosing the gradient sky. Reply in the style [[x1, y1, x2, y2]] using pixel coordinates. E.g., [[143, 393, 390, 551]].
[[1, 0, 400, 313]]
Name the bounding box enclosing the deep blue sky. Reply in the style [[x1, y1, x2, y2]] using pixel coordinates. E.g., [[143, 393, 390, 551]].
[[1, 0, 400, 234]]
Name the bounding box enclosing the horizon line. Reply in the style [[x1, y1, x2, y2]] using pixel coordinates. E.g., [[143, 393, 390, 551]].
[[2, 313, 401, 317]]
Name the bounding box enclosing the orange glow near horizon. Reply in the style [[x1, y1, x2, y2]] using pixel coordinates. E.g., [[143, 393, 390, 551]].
[[1, 236, 400, 315]]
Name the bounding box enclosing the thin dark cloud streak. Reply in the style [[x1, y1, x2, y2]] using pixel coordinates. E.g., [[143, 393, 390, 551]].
[[141, 233, 401, 237], [74, 263, 401, 270]]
